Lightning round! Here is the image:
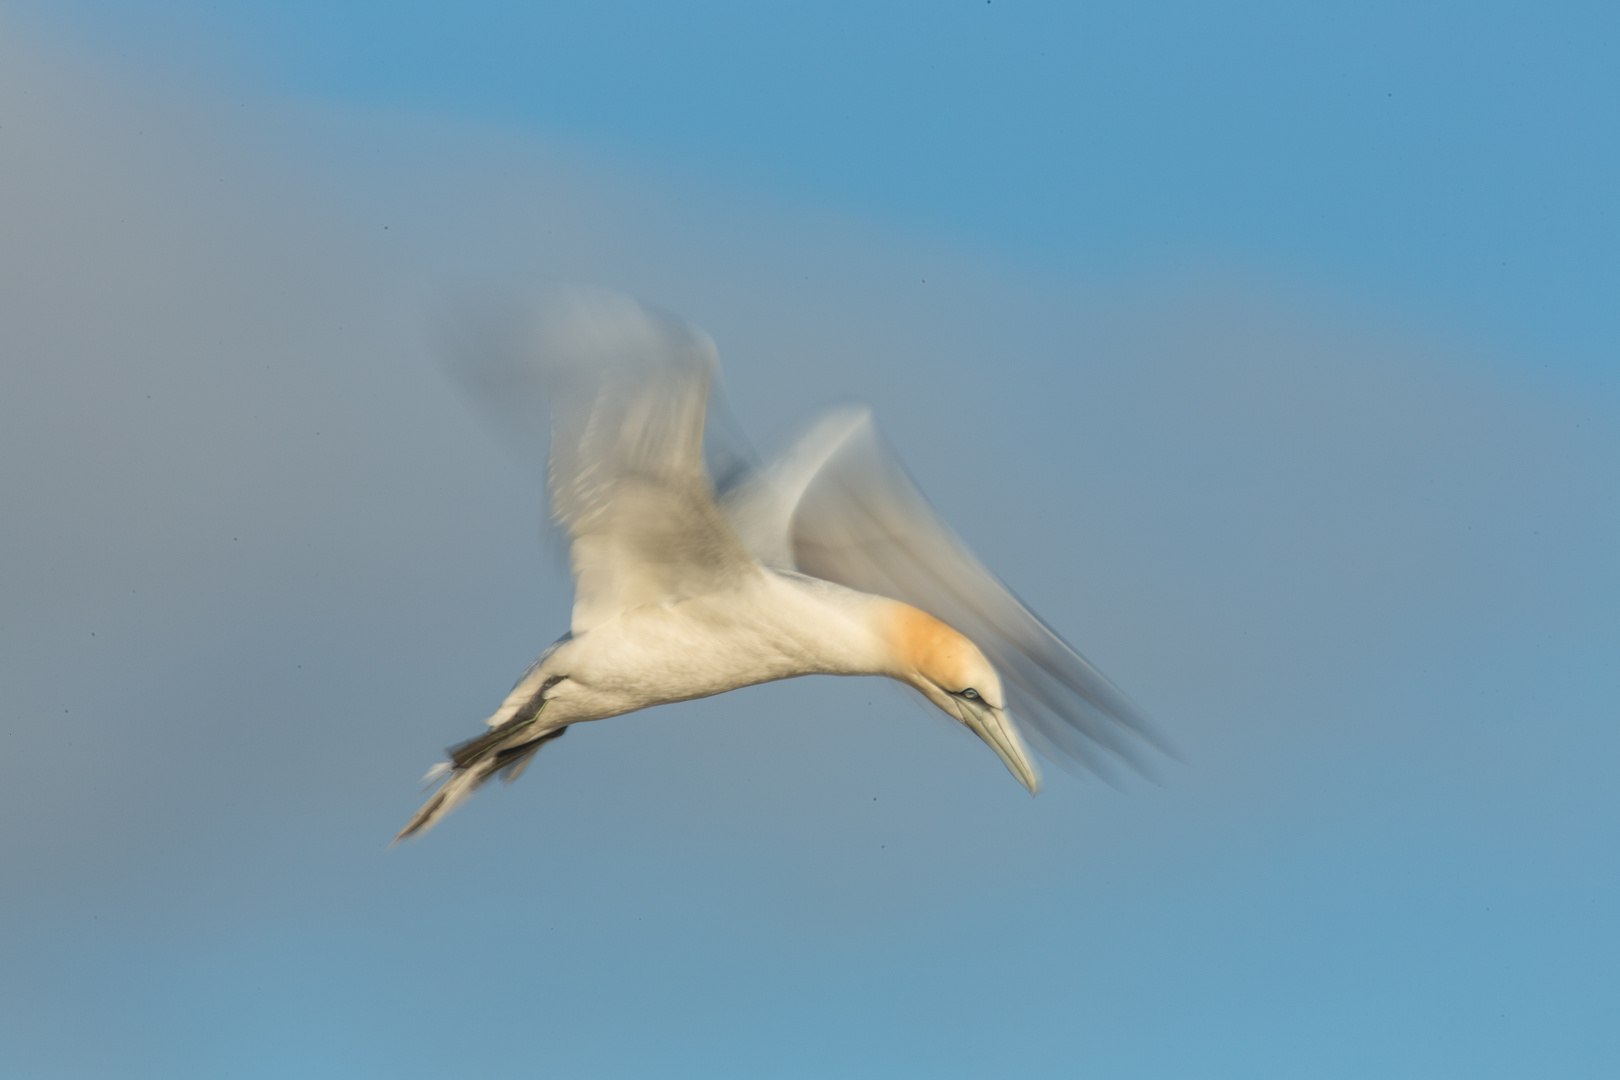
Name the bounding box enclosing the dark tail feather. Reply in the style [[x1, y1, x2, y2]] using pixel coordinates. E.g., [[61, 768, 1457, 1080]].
[[393, 722, 567, 843], [497, 726, 566, 784]]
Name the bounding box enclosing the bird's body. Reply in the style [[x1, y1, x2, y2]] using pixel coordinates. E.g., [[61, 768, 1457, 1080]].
[[523, 571, 897, 726], [397, 290, 1162, 840]]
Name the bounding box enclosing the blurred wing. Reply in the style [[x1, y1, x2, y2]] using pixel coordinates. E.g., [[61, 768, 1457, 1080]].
[[721, 409, 868, 571], [758, 408, 1168, 779], [446, 290, 756, 633]]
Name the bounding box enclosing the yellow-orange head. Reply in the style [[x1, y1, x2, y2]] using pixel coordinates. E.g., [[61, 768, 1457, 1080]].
[[876, 600, 1038, 794], [881, 602, 1004, 706]]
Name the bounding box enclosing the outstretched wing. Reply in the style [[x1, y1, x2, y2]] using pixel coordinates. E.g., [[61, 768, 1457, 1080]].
[[446, 290, 757, 633], [731, 408, 1169, 780]]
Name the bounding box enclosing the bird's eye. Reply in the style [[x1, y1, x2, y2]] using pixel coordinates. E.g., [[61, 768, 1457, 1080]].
[[960, 687, 980, 700]]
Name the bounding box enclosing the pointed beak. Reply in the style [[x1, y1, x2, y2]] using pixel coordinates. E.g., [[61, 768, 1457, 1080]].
[[959, 699, 1040, 795]]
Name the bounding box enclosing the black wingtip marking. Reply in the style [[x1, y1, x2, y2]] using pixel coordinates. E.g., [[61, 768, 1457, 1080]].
[[495, 724, 568, 783], [446, 676, 566, 769]]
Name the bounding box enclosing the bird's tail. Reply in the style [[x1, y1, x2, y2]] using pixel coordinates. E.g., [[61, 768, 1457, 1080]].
[[393, 718, 567, 842]]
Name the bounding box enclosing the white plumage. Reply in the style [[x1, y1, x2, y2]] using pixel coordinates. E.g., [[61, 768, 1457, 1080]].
[[397, 290, 1163, 840]]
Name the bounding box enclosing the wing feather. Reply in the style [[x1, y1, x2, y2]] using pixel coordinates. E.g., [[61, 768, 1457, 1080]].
[[760, 409, 1168, 778], [445, 290, 756, 632]]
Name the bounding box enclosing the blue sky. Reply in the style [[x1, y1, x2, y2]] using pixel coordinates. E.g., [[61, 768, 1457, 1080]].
[[2, 3, 1617, 1077], [36, 0, 1620, 366]]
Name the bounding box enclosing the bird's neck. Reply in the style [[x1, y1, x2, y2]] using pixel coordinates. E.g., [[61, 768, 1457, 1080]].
[[765, 572, 926, 684]]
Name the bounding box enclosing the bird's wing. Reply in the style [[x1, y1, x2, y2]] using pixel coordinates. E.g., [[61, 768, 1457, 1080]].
[[734, 407, 1169, 779], [447, 290, 757, 633]]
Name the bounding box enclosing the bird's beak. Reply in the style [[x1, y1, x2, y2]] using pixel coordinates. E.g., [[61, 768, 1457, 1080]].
[[959, 699, 1040, 795]]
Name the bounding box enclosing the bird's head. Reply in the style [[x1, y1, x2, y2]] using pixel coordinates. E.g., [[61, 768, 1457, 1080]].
[[881, 602, 1040, 795]]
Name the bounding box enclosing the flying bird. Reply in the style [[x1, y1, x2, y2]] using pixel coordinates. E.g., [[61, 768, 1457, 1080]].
[[398, 291, 1164, 840]]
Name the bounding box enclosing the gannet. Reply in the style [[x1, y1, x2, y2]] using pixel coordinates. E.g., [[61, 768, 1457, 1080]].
[[397, 291, 1163, 840]]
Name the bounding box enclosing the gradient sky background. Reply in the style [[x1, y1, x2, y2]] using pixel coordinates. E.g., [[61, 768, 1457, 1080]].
[[2, 3, 1617, 1077]]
